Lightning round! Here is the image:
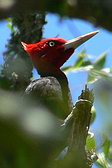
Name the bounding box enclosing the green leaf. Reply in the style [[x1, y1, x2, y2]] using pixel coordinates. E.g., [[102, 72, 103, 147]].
[[97, 153, 109, 168], [6, 17, 14, 32], [6, 17, 12, 22], [103, 139, 110, 158], [87, 69, 111, 84], [74, 50, 92, 68], [87, 73, 97, 84], [74, 57, 84, 68], [74, 52, 85, 68], [94, 53, 107, 70], [90, 106, 96, 124], [62, 66, 71, 72], [62, 65, 93, 74], [109, 68, 112, 73], [86, 132, 96, 151]]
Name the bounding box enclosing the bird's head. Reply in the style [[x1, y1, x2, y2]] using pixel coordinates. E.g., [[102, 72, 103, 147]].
[[21, 31, 98, 75]]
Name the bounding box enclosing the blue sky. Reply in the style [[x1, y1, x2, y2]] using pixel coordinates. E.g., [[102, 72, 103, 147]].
[[1, 13, 112, 167], [1, 13, 112, 108], [43, 14, 112, 102]]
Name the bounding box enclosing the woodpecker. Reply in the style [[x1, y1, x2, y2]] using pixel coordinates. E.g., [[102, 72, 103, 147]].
[[21, 31, 98, 119]]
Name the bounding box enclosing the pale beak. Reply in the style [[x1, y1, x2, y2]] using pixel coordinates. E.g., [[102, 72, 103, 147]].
[[64, 30, 99, 50], [21, 42, 28, 51]]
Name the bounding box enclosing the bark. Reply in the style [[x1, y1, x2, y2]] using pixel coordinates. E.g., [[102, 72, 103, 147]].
[[0, 0, 112, 31], [0, 12, 46, 90], [55, 85, 95, 168], [67, 86, 93, 168]]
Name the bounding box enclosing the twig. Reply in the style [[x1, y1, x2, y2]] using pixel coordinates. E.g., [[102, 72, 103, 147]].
[[60, 85, 94, 168]]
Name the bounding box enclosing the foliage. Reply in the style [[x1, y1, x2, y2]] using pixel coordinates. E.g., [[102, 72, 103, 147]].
[[0, 0, 112, 32], [0, 11, 112, 168], [0, 12, 46, 91], [63, 50, 112, 167], [62, 50, 109, 84]]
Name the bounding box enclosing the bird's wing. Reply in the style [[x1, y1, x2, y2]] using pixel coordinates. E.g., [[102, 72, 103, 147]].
[[25, 77, 63, 100], [24, 77, 68, 118]]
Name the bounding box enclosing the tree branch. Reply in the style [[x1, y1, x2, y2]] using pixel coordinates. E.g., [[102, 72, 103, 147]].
[[60, 85, 94, 168], [0, 0, 112, 31]]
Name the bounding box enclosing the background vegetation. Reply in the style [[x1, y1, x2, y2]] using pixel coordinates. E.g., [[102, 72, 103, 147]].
[[0, 1, 112, 168]]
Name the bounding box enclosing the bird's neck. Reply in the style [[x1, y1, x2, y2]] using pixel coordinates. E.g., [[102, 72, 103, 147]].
[[39, 68, 68, 86], [39, 69, 72, 115]]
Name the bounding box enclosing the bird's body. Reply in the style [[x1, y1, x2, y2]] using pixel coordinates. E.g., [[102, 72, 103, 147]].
[[22, 31, 98, 119], [25, 76, 73, 118]]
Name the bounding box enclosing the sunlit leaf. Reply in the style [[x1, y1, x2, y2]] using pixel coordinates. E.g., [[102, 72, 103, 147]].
[[87, 72, 97, 84], [62, 65, 93, 74], [103, 138, 110, 158], [90, 106, 96, 124], [6, 17, 14, 32], [62, 50, 93, 74], [74, 50, 92, 68], [74, 51, 86, 67], [94, 53, 107, 70], [87, 69, 111, 84], [62, 66, 71, 72], [86, 132, 96, 151], [97, 153, 109, 168]]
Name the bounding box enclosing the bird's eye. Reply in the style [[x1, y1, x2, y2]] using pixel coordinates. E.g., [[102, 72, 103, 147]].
[[48, 41, 56, 47]]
